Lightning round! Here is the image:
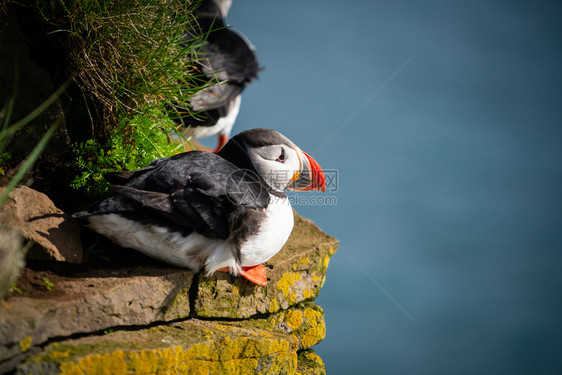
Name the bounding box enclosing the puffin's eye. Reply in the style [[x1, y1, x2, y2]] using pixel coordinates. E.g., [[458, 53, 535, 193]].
[[276, 149, 285, 163]]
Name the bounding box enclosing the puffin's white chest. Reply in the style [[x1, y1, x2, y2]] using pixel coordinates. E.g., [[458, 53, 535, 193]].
[[240, 196, 294, 266]]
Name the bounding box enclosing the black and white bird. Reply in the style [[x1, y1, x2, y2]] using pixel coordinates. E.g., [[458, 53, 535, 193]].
[[73, 129, 325, 286], [176, 0, 259, 152]]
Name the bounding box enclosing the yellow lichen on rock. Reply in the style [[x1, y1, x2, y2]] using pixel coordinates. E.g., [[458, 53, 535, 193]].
[[296, 349, 326, 375], [301, 324, 326, 349], [276, 272, 302, 298], [285, 310, 304, 330], [49, 350, 70, 359], [322, 255, 330, 269], [292, 256, 311, 271], [289, 291, 297, 303], [269, 298, 280, 313], [304, 307, 323, 321], [19, 336, 32, 352], [54, 336, 297, 375], [301, 308, 326, 349], [59, 351, 128, 375], [303, 350, 324, 367], [261, 303, 325, 350], [290, 334, 299, 348]]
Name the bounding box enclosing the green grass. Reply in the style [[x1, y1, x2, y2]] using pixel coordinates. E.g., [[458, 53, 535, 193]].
[[33, 0, 213, 131], [25, 0, 214, 200]]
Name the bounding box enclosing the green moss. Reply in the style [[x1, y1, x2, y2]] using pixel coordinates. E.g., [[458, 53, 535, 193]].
[[160, 276, 193, 319]]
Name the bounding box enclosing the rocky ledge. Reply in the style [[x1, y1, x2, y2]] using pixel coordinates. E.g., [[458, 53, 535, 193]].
[[0, 189, 338, 375]]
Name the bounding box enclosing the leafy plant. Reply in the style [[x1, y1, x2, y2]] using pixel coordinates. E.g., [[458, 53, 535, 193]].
[[70, 108, 194, 200]]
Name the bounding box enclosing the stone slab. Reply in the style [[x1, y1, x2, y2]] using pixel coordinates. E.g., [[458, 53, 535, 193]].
[[0, 265, 193, 369], [16, 302, 325, 375]]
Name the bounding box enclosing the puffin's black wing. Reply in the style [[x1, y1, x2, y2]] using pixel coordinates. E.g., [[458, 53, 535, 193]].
[[80, 151, 269, 240], [185, 16, 258, 112], [202, 27, 259, 85]]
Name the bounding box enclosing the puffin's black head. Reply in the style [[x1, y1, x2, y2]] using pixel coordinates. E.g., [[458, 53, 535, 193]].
[[218, 128, 325, 193]]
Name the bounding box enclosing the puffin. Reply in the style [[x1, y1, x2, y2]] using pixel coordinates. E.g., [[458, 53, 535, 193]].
[[176, 0, 259, 152], [73, 129, 325, 286]]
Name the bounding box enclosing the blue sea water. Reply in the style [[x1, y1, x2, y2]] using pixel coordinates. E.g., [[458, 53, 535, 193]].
[[223, 1, 562, 373]]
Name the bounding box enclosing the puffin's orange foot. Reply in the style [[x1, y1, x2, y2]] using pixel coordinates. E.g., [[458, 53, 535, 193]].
[[240, 264, 268, 286], [215, 264, 268, 286]]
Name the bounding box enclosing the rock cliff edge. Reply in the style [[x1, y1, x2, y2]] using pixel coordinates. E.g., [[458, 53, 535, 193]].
[[0, 189, 338, 375]]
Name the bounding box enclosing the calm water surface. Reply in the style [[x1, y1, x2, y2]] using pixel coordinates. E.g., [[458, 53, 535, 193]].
[[224, 1, 562, 373]]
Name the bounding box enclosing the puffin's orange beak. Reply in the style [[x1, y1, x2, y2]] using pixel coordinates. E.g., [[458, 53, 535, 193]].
[[287, 149, 326, 192]]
